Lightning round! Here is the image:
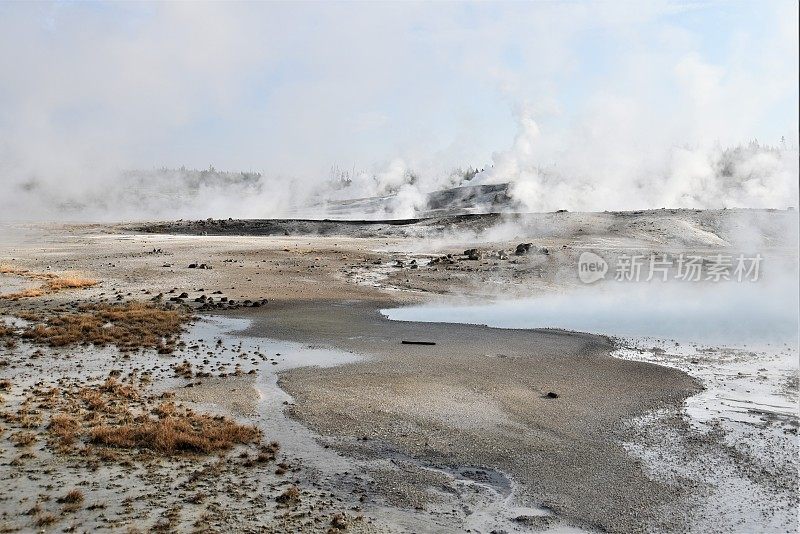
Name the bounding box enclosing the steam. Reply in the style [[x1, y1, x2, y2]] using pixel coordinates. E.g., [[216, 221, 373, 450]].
[[474, 107, 799, 213], [0, 2, 796, 221]]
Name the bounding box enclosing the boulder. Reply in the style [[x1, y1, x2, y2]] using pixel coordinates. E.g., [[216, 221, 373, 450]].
[[463, 248, 481, 260], [515, 243, 532, 255]]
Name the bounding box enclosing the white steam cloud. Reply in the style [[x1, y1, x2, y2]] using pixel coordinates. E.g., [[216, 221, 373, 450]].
[[0, 2, 797, 221], [476, 106, 799, 213]]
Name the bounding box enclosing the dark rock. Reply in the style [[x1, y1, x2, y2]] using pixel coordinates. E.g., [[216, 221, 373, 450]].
[[463, 248, 481, 260], [545, 391, 559, 399], [515, 243, 532, 255]]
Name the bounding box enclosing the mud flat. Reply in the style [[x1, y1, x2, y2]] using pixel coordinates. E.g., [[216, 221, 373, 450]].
[[258, 301, 701, 532]]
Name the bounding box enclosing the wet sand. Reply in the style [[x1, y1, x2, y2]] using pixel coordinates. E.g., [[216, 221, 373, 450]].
[[249, 300, 700, 531]]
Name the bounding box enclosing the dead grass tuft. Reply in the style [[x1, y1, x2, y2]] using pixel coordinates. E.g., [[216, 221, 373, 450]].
[[0, 264, 25, 275], [21, 302, 187, 351], [57, 489, 84, 505], [27, 378, 261, 457], [49, 414, 80, 448], [10, 430, 36, 447], [46, 277, 97, 291], [0, 264, 97, 300], [90, 414, 260, 454], [5, 377, 266, 466], [276, 485, 300, 506], [34, 513, 58, 527]]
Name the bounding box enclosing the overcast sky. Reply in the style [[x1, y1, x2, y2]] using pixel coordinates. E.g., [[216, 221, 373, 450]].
[[0, 0, 797, 187]]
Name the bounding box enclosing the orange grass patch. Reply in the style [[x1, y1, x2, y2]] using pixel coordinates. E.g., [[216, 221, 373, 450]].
[[0, 263, 97, 300], [30, 378, 261, 457], [90, 414, 260, 454], [21, 302, 187, 352]]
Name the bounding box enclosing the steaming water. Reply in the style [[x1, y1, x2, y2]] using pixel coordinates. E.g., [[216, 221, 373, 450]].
[[381, 283, 799, 345]]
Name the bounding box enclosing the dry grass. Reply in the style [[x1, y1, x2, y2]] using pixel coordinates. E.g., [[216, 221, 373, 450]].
[[21, 302, 187, 352], [0, 407, 42, 428], [10, 431, 36, 447], [21, 378, 262, 457], [0, 263, 97, 300], [48, 414, 80, 448], [4, 376, 266, 467], [276, 485, 300, 506], [46, 277, 97, 291], [34, 513, 57, 527], [0, 264, 22, 275], [57, 489, 84, 505], [90, 413, 260, 454], [5, 287, 45, 299]]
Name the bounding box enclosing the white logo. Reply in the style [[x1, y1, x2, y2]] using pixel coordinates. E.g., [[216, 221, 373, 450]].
[[578, 252, 608, 284]]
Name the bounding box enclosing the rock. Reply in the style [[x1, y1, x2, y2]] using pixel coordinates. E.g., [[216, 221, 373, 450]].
[[178, 292, 189, 298], [515, 243, 532, 255], [463, 248, 481, 260], [188, 263, 197, 268], [545, 391, 559, 399]]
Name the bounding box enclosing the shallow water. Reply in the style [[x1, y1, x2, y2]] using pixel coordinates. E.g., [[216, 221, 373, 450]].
[[381, 282, 799, 345], [187, 315, 364, 471]]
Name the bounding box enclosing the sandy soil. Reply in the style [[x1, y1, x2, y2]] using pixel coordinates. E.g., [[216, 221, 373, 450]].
[[0, 209, 796, 532]]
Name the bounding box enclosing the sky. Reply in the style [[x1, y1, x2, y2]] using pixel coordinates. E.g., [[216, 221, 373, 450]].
[[0, 0, 797, 219]]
